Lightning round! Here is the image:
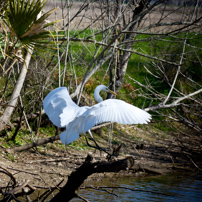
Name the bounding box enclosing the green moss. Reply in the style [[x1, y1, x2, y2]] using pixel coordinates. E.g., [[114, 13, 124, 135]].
[[5, 153, 15, 162], [68, 136, 87, 151]]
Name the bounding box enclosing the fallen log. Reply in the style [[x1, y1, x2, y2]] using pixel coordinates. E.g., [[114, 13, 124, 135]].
[[7, 135, 60, 153], [7, 122, 112, 153], [50, 155, 134, 202]]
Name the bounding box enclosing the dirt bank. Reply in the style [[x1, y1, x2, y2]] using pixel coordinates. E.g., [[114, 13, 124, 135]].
[[0, 124, 195, 190]]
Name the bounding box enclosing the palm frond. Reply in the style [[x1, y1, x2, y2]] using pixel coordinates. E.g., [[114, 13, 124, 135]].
[[4, 0, 57, 50]]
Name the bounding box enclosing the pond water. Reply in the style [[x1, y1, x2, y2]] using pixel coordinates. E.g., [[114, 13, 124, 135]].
[[71, 173, 202, 202]]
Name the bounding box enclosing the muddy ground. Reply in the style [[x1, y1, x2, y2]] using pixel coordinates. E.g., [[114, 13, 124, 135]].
[[0, 123, 196, 191]]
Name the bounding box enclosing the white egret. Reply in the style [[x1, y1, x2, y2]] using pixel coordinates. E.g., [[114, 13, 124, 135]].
[[43, 85, 151, 145]]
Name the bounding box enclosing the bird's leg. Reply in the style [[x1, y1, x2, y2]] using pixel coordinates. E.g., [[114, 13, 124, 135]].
[[87, 130, 108, 150], [87, 130, 101, 148], [84, 135, 112, 157], [84, 130, 113, 157]]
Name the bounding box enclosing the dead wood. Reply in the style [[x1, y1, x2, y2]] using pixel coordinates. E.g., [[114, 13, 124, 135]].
[[8, 122, 112, 153], [7, 135, 60, 153], [1, 180, 36, 202], [133, 164, 165, 175], [6, 180, 30, 195], [0, 166, 17, 186], [50, 155, 134, 202], [13, 111, 43, 122]]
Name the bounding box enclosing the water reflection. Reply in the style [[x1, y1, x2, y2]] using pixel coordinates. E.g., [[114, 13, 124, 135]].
[[71, 174, 202, 201]]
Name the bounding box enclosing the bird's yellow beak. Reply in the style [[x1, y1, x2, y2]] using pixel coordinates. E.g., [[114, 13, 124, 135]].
[[108, 89, 117, 96]]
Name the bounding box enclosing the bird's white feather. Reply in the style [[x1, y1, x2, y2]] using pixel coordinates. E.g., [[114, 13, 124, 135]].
[[43, 86, 152, 145], [59, 99, 151, 144], [43, 87, 79, 128]]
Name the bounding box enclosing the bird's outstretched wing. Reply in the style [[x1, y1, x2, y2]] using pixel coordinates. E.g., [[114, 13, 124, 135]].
[[43, 87, 79, 128], [60, 99, 151, 144]]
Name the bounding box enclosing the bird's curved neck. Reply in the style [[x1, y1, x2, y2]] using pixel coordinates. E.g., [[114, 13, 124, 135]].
[[94, 86, 104, 103]]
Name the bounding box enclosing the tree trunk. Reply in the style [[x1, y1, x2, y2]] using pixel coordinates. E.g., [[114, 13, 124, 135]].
[[0, 50, 33, 132], [0, 5, 43, 132], [108, 0, 151, 96]]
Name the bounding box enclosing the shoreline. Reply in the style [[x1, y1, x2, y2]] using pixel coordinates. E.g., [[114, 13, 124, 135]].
[[0, 137, 198, 189]]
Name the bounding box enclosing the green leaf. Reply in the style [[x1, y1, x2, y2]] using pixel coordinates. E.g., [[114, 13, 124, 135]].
[[4, 0, 57, 50]]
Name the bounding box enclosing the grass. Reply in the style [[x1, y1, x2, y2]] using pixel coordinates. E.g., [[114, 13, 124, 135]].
[[1, 30, 202, 152]]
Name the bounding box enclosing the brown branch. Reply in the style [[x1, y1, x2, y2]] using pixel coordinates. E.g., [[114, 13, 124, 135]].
[[8, 122, 112, 152], [7, 135, 60, 153], [6, 180, 30, 195], [77, 195, 89, 202], [13, 111, 42, 122], [0, 166, 17, 186], [81, 185, 171, 196], [186, 155, 202, 171], [1, 180, 36, 202], [37, 179, 64, 202], [60, 37, 179, 66]]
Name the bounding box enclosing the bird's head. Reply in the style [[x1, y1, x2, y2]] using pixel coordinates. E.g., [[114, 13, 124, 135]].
[[99, 85, 117, 95], [94, 85, 117, 103]]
